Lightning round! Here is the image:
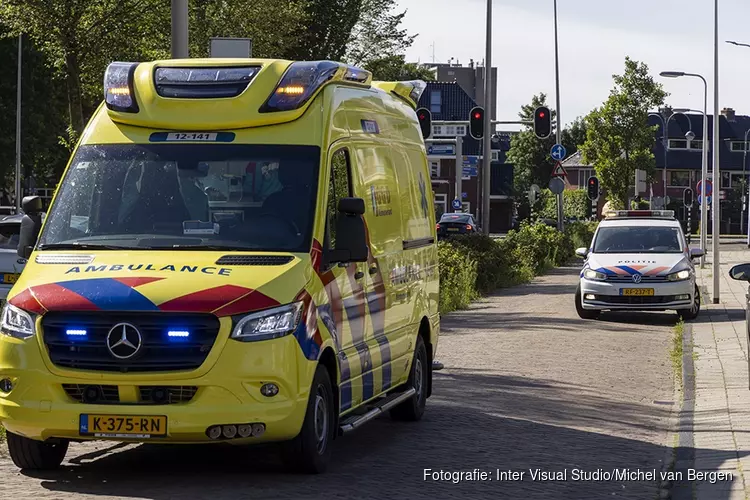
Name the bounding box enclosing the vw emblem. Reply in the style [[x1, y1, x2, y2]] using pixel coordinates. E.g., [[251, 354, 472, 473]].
[[632, 273, 643, 284], [106, 323, 142, 360]]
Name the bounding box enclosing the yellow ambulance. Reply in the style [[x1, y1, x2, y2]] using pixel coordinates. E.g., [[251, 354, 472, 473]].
[[0, 58, 439, 473]]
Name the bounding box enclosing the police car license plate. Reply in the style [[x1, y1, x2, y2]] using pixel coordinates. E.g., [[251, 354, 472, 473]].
[[80, 414, 167, 438], [620, 288, 654, 296], [1, 273, 19, 284]]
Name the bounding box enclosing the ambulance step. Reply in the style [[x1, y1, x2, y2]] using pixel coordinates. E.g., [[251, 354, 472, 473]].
[[339, 387, 416, 434]]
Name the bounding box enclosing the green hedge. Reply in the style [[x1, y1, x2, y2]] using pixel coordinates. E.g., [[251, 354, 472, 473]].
[[438, 221, 598, 314]]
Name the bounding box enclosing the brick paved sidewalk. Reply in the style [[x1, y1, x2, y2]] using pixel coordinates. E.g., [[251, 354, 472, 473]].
[[692, 243, 750, 500]]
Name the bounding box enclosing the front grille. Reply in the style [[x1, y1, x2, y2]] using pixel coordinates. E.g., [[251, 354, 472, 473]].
[[606, 276, 668, 283], [595, 295, 679, 305], [63, 384, 120, 404], [139, 386, 198, 404], [62, 384, 199, 405], [43, 312, 220, 373]]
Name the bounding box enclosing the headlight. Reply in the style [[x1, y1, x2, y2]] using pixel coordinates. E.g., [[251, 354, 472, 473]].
[[667, 269, 691, 282], [230, 302, 304, 342], [0, 303, 36, 339], [584, 269, 607, 281]]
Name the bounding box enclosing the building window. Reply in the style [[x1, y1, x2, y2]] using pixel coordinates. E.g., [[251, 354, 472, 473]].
[[430, 161, 440, 178], [430, 91, 441, 114], [721, 171, 731, 189], [731, 173, 747, 188], [668, 139, 688, 149], [432, 125, 443, 136], [731, 141, 750, 152], [668, 171, 691, 187], [688, 140, 702, 151], [578, 169, 595, 189], [434, 194, 447, 218]]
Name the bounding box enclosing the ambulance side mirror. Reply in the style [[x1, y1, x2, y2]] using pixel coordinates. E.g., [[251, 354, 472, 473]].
[[18, 196, 43, 260], [329, 198, 368, 264]]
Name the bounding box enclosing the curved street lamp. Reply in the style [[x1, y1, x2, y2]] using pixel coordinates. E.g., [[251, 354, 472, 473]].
[[659, 71, 709, 268]]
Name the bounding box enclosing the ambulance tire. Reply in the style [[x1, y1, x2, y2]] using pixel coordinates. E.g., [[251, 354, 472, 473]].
[[390, 335, 428, 422], [281, 364, 335, 474], [575, 285, 599, 320], [6, 431, 68, 470]]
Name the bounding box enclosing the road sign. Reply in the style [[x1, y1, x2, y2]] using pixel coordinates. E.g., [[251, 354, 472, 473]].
[[462, 166, 478, 177], [549, 177, 565, 195], [696, 179, 713, 197], [451, 198, 462, 210], [550, 144, 567, 161], [698, 195, 712, 206], [551, 161, 567, 178], [427, 144, 455, 156]]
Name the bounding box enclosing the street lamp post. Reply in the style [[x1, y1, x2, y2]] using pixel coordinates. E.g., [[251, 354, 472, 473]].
[[712, 0, 720, 303], [481, 0, 492, 235], [659, 72, 709, 268], [553, 0, 564, 232], [726, 41, 750, 248], [15, 34, 21, 214]]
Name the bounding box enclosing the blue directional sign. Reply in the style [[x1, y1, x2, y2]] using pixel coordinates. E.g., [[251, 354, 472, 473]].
[[427, 144, 455, 156], [452, 198, 462, 210], [698, 195, 712, 206], [550, 144, 567, 161]]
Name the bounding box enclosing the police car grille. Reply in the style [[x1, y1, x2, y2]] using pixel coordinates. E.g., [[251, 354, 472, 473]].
[[42, 312, 220, 373], [596, 295, 677, 305], [606, 276, 668, 283]]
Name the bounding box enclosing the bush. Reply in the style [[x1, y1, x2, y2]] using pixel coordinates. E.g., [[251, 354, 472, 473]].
[[437, 221, 599, 314], [437, 242, 478, 314], [538, 188, 590, 219]]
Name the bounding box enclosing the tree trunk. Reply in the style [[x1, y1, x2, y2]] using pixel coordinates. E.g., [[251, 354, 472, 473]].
[[64, 51, 85, 134]]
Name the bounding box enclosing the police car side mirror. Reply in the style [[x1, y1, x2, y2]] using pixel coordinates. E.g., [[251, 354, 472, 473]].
[[729, 263, 750, 282], [575, 247, 588, 258], [689, 248, 704, 259], [329, 198, 368, 264]]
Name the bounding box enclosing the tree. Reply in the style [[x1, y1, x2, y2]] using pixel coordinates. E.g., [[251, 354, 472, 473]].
[[283, 0, 364, 61], [561, 116, 587, 155], [580, 57, 667, 209], [346, 0, 416, 66], [364, 55, 435, 81]]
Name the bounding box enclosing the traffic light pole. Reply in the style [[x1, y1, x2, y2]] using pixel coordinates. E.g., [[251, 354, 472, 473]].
[[553, 0, 564, 233], [482, 0, 492, 235], [455, 137, 463, 213]]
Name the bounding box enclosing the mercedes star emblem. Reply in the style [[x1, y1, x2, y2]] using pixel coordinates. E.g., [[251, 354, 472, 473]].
[[106, 323, 142, 360], [632, 273, 643, 284]]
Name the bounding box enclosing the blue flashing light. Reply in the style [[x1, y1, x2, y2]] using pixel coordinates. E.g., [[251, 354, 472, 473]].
[[66, 329, 87, 336], [167, 330, 190, 338]]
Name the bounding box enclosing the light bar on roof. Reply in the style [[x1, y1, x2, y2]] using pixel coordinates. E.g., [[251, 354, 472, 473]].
[[605, 210, 675, 218], [344, 65, 371, 83], [154, 66, 260, 98], [259, 61, 340, 113], [104, 62, 140, 113]]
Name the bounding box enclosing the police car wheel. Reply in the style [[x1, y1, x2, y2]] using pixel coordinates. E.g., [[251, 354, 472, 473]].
[[281, 364, 335, 474], [390, 335, 428, 422], [575, 285, 599, 320], [6, 431, 68, 470], [678, 285, 701, 321]]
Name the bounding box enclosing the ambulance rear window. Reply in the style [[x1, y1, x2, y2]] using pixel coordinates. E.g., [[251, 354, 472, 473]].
[[38, 143, 320, 253]]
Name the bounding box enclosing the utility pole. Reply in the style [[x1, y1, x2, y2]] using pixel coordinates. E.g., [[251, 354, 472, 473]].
[[712, 0, 720, 303], [481, 0, 492, 234], [553, 0, 564, 231], [455, 137, 463, 212], [15, 34, 22, 213], [171, 0, 189, 59]]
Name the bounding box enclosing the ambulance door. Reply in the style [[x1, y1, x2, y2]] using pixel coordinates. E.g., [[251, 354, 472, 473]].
[[320, 147, 373, 411]]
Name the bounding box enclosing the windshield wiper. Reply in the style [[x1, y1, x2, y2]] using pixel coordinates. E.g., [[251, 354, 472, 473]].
[[38, 243, 137, 251]]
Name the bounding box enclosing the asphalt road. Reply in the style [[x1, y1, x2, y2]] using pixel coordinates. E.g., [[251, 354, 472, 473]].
[[0, 266, 677, 499]]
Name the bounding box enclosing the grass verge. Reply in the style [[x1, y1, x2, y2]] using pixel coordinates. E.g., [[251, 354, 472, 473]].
[[671, 319, 685, 388]]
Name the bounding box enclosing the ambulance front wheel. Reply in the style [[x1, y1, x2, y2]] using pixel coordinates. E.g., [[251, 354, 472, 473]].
[[280, 364, 335, 474], [390, 335, 428, 421], [6, 431, 69, 470]]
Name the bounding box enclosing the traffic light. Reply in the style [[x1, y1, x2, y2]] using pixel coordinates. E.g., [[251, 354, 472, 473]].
[[469, 106, 484, 139], [683, 187, 694, 207], [416, 107, 431, 139], [587, 176, 599, 201], [533, 106, 551, 139]]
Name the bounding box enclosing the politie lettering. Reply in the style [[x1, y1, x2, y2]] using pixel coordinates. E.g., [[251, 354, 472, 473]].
[[65, 264, 232, 276]]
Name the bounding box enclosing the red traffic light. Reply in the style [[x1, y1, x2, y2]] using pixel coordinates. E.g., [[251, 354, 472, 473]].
[[418, 112, 426, 120], [473, 112, 481, 119], [538, 111, 546, 118]]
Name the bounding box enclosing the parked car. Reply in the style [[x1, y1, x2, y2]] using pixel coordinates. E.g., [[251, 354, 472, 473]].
[[437, 213, 478, 238], [0, 214, 25, 301]]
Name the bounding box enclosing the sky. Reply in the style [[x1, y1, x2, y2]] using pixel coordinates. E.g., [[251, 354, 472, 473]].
[[395, 0, 750, 131]]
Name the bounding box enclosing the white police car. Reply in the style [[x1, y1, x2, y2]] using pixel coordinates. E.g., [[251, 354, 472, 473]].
[[575, 210, 704, 320], [0, 214, 25, 301]]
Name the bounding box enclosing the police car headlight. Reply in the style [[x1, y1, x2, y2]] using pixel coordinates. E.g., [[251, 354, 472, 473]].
[[667, 270, 691, 282], [583, 269, 607, 281], [230, 302, 304, 342], [0, 303, 36, 340]]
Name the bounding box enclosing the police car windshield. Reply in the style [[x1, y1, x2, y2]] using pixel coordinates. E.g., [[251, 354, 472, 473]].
[[592, 226, 683, 254], [38, 144, 320, 252]]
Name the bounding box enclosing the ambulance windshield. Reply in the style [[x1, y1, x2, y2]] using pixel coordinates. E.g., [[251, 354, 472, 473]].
[[38, 143, 320, 253]]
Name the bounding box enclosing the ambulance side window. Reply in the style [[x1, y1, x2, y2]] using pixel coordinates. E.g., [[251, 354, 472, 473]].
[[326, 149, 352, 253]]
